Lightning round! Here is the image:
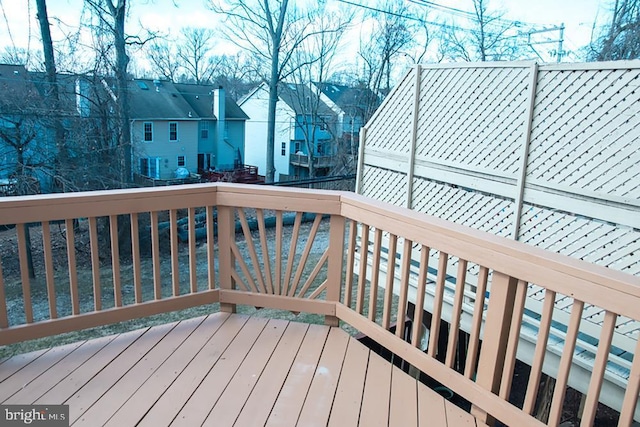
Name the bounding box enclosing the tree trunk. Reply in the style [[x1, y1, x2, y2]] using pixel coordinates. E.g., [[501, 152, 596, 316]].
[[95, 0, 132, 185], [36, 0, 67, 176], [265, 0, 289, 184], [35, 0, 58, 104], [112, 1, 132, 185], [266, 54, 278, 183]]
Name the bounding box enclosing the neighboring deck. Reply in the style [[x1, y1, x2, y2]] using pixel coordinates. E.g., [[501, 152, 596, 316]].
[[0, 313, 484, 427]]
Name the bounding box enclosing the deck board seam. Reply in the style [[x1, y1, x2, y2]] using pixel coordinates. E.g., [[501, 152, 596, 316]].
[[170, 316, 270, 426], [5, 334, 118, 405], [138, 313, 248, 427], [212, 318, 293, 426], [1, 341, 85, 403], [98, 315, 212, 426], [112, 312, 232, 426], [234, 321, 311, 426], [67, 322, 178, 423], [264, 323, 331, 427]]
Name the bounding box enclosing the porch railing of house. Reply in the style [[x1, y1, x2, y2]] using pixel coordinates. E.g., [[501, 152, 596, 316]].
[[289, 153, 335, 168], [0, 184, 638, 427]]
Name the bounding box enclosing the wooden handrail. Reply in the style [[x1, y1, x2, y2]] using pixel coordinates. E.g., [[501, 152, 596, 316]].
[[0, 184, 638, 426]]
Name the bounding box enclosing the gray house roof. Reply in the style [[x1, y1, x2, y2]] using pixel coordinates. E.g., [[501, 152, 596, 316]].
[[0, 64, 41, 114], [128, 79, 198, 120], [277, 83, 334, 117], [313, 82, 380, 115], [174, 83, 249, 120], [128, 79, 248, 121]]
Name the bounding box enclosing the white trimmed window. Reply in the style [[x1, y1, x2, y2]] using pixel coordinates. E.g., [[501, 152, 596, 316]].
[[169, 122, 178, 141], [143, 122, 153, 142], [281, 142, 286, 156], [177, 155, 186, 167], [200, 121, 209, 139]]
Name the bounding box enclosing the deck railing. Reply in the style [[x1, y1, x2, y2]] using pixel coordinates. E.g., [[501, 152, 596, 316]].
[[0, 184, 638, 426]]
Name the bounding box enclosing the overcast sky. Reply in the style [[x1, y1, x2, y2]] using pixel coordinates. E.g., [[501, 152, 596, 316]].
[[0, 0, 604, 65]]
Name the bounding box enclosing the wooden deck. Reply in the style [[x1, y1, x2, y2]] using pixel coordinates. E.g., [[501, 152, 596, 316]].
[[0, 312, 484, 426]]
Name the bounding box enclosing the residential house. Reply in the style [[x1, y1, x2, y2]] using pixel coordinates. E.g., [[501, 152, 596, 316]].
[[311, 81, 380, 157], [130, 80, 248, 181], [0, 64, 54, 194], [240, 82, 336, 181]]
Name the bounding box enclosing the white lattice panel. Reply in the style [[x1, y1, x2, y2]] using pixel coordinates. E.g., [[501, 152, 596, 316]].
[[412, 177, 514, 237], [415, 66, 530, 173], [528, 68, 640, 199], [360, 165, 407, 206], [365, 70, 415, 154], [360, 62, 639, 278], [519, 204, 640, 276]]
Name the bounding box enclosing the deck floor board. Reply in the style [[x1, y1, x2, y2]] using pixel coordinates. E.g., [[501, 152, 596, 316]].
[[359, 349, 392, 427], [266, 323, 329, 427], [235, 321, 309, 427], [105, 313, 228, 427], [0, 312, 484, 426], [5, 334, 117, 405], [327, 337, 369, 427]]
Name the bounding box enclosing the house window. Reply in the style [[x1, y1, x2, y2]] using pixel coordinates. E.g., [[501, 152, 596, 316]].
[[294, 142, 301, 152], [200, 121, 209, 139], [281, 142, 286, 156], [139, 157, 160, 179], [143, 122, 153, 142], [177, 155, 186, 167], [169, 122, 178, 141]]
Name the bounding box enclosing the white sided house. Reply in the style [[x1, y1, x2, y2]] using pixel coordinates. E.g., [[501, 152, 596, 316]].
[[240, 82, 336, 181], [240, 82, 293, 182]]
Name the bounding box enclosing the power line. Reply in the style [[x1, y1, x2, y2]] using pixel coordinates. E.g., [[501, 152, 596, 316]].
[[336, 0, 506, 35], [409, 0, 545, 29]]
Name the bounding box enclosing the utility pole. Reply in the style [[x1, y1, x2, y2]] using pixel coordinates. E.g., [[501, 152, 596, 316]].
[[557, 23, 565, 62], [526, 24, 565, 62]]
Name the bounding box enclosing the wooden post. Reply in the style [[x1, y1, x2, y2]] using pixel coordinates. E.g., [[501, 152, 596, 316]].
[[406, 64, 422, 209], [355, 127, 367, 195], [511, 62, 538, 240], [217, 205, 236, 313], [325, 214, 345, 327], [472, 271, 518, 425]]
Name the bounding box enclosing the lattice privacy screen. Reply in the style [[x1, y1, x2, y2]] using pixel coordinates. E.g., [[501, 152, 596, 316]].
[[359, 62, 640, 277]]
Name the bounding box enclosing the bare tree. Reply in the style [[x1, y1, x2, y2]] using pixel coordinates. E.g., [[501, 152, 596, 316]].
[[177, 27, 221, 84], [286, 10, 350, 179], [85, 0, 132, 184], [590, 0, 640, 60], [357, 1, 417, 100], [0, 47, 43, 70], [146, 39, 181, 81], [439, 0, 520, 62], [211, 0, 324, 183], [211, 52, 261, 100], [35, 0, 70, 175]]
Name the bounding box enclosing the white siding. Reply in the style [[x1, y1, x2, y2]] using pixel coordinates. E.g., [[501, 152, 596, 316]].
[[241, 85, 294, 181]]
